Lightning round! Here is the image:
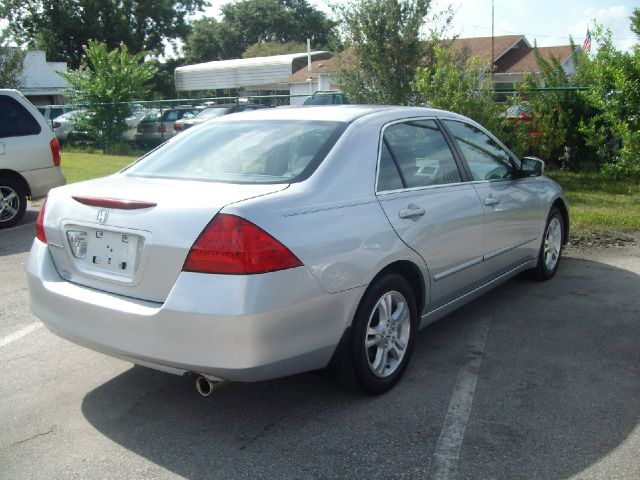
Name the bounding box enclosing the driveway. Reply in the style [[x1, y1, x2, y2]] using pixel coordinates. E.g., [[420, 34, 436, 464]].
[[1, 204, 639, 479]]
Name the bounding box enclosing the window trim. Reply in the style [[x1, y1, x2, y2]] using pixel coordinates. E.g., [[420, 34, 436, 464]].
[[375, 116, 468, 194], [439, 118, 522, 184]]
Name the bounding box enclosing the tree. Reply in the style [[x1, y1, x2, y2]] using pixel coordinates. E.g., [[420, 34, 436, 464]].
[[0, 0, 206, 69], [334, 0, 432, 105], [146, 58, 184, 99], [183, 0, 336, 63], [183, 18, 244, 63], [576, 25, 640, 178], [0, 36, 25, 89], [60, 40, 157, 149], [242, 41, 308, 58], [414, 45, 502, 128]]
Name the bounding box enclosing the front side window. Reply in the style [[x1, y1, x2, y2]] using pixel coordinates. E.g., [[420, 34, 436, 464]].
[[379, 120, 461, 190], [0, 96, 41, 138], [443, 120, 516, 181], [126, 119, 346, 184]]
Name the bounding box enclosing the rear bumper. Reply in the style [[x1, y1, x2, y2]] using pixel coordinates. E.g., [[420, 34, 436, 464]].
[[27, 240, 364, 382], [22, 167, 66, 199]]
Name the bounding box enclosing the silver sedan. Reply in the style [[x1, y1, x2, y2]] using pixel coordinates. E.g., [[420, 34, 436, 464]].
[[27, 106, 568, 394]]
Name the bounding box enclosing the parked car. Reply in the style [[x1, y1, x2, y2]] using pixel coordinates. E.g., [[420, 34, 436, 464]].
[[28, 106, 568, 394], [303, 91, 349, 105], [0, 89, 65, 228], [135, 106, 201, 146], [503, 103, 541, 138], [174, 103, 268, 132], [54, 106, 148, 145], [52, 110, 85, 142], [36, 105, 74, 127]]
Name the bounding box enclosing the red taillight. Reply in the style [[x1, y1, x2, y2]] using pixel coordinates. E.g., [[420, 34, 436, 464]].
[[53, 122, 61, 129], [36, 198, 47, 243], [158, 124, 167, 133], [50, 138, 61, 167], [174, 122, 183, 131], [183, 214, 302, 274]]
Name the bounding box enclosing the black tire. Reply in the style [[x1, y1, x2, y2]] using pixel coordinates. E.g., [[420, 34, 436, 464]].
[[0, 177, 27, 229], [346, 273, 418, 394], [530, 206, 564, 280]]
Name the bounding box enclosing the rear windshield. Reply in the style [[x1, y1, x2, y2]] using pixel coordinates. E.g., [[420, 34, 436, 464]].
[[125, 119, 346, 184]]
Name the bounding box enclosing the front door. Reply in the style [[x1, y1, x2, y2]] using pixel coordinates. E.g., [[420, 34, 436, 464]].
[[375, 119, 486, 310], [442, 120, 542, 273]]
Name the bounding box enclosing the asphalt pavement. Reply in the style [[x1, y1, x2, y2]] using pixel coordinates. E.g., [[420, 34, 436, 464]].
[[1, 203, 639, 479]]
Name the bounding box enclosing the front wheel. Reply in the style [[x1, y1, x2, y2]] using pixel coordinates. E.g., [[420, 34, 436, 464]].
[[347, 273, 418, 394], [530, 206, 564, 280], [0, 177, 27, 229]]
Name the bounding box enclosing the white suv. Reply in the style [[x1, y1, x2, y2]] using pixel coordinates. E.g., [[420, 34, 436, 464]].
[[0, 89, 66, 228]]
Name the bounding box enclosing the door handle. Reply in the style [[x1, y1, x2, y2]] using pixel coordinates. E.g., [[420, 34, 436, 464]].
[[399, 206, 426, 219], [484, 196, 500, 206]]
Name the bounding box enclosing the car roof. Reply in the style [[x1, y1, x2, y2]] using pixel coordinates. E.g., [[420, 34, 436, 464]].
[[217, 105, 456, 123]]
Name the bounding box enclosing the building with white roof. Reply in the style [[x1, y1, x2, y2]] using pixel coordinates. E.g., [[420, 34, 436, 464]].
[[174, 51, 333, 96]]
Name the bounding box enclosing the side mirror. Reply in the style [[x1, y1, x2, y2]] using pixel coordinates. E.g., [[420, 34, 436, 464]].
[[520, 156, 545, 177]]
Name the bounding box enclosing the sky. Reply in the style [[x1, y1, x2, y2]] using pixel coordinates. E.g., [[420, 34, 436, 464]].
[[431, 0, 637, 51], [204, 0, 638, 52]]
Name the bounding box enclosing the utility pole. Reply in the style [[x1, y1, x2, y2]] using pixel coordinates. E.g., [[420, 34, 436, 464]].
[[491, 0, 495, 80], [307, 38, 313, 95]]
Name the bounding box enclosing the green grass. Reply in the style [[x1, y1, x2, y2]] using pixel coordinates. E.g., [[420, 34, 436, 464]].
[[59, 152, 640, 233], [61, 151, 138, 184], [547, 170, 640, 233]]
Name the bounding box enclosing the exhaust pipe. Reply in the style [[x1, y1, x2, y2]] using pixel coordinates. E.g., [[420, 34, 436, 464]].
[[195, 376, 228, 397]]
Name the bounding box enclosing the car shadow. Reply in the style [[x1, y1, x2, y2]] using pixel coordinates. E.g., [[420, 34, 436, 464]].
[[0, 210, 38, 256], [81, 256, 640, 479]]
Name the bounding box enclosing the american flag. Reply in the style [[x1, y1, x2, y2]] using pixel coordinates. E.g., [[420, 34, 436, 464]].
[[583, 29, 592, 53]]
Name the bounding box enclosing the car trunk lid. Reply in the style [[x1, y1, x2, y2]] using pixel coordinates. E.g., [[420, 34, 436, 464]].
[[43, 174, 288, 303]]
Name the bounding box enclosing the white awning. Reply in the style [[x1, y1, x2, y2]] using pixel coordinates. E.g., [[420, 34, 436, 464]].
[[174, 52, 332, 92]]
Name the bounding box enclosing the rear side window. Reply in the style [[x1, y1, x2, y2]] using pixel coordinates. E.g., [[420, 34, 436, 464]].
[[0, 96, 42, 138], [50, 108, 64, 119], [126, 119, 346, 184], [380, 120, 461, 189]]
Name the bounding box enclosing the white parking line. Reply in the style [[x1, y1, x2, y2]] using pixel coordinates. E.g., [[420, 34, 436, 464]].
[[426, 316, 491, 480], [0, 322, 43, 348]]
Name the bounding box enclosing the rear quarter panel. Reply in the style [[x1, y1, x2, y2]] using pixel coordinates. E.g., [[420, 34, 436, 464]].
[[222, 113, 431, 297]]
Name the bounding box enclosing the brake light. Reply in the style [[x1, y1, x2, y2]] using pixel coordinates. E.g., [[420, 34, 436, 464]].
[[158, 124, 167, 133], [174, 122, 183, 131], [72, 196, 157, 210], [183, 214, 302, 274], [50, 138, 61, 167], [36, 198, 47, 243], [53, 122, 61, 129]]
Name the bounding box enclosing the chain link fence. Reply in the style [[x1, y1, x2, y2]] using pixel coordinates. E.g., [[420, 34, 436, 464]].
[[39, 93, 341, 154]]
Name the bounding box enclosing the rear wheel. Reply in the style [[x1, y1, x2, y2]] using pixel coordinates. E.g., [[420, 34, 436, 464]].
[[347, 273, 418, 394], [530, 206, 564, 280], [0, 177, 27, 229]]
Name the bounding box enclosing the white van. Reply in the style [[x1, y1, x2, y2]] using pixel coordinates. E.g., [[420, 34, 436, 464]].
[[0, 89, 66, 228]]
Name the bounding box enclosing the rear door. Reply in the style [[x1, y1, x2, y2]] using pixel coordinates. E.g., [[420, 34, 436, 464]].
[[375, 118, 486, 309], [442, 119, 542, 273]]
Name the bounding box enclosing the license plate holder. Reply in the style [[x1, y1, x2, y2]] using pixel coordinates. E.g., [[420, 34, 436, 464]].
[[79, 228, 141, 280]]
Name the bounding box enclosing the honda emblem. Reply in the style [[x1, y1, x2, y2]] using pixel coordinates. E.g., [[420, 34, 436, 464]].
[[97, 210, 109, 224]]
